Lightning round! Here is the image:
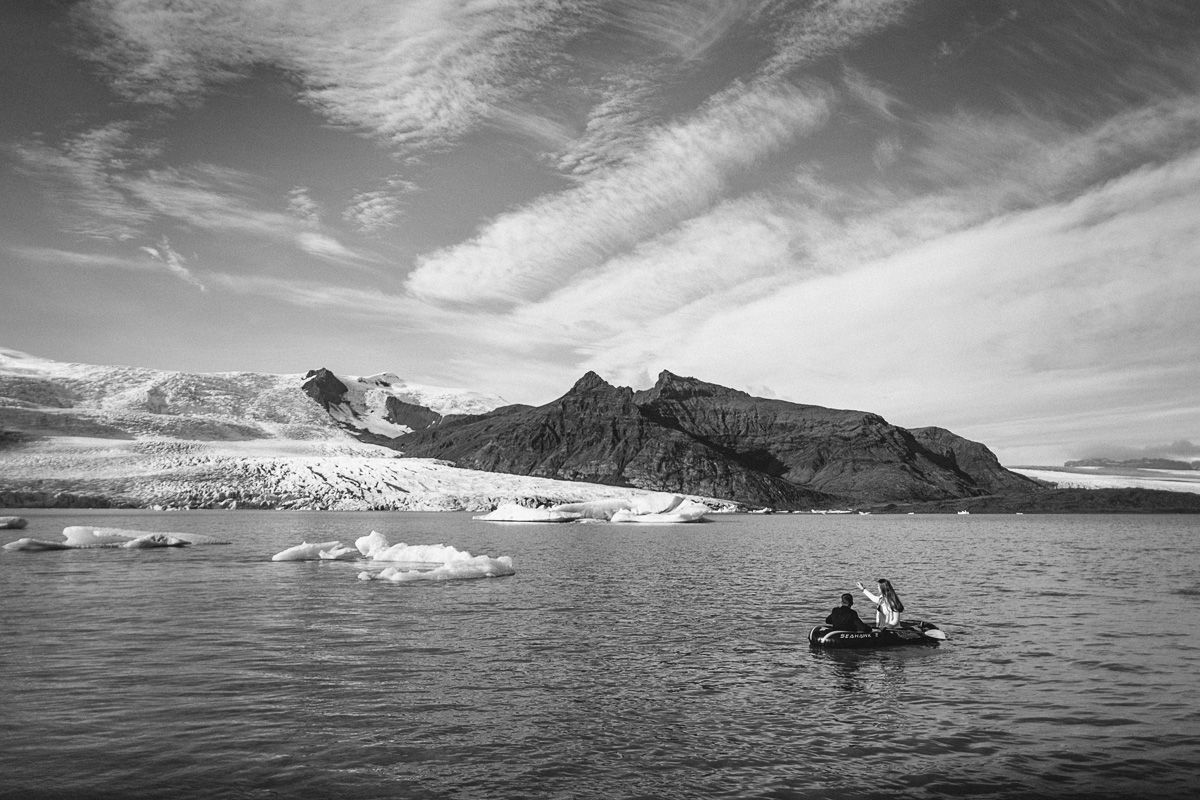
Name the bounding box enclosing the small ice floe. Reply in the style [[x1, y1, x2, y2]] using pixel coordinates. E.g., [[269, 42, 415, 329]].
[[122, 533, 189, 549], [354, 530, 391, 558], [609, 498, 710, 523], [273, 529, 514, 582], [65, 526, 230, 546], [0, 516, 28, 530], [473, 503, 577, 522], [270, 540, 358, 561], [476, 492, 710, 523], [5, 525, 215, 551], [357, 541, 514, 583], [4, 537, 71, 551]]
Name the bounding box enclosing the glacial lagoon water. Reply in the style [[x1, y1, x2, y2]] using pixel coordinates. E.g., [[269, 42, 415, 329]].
[[1, 510, 1198, 799]]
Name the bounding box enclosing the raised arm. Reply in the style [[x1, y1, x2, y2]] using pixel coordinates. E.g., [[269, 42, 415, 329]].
[[856, 580, 882, 604]]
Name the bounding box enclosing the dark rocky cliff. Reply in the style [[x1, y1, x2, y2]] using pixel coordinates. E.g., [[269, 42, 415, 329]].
[[394, 369, 1037, 508], [909, 426, 1042, 495], [301, 368, 350, 410]]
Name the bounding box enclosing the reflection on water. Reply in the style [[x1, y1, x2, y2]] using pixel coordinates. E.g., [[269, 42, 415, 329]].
[[1, 510, 1198, 799]]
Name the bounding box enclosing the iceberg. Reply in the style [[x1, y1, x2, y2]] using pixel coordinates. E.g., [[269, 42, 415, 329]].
[[122, 533, 190, 548], [4, 537, 72, 551], [274, 531, 514, 582], [473, 503, 577, 522], [475, 493, 709, 523], [354, 530, 391, 558], [549, 492, 702, 521], [64, 526, 230, 545], [270, 540, 357, 561], [358, 542, 514, 582], [5, 525, 220, 550], [610, 499, 710, 523]]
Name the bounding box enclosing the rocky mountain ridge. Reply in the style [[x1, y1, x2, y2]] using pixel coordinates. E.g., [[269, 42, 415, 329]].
[[391, 369, 1041, 509]]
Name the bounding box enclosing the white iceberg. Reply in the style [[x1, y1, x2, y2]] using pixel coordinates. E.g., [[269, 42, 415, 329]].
[[473, 503, 577, 522], [64, 526, 230, 545], [354, 530, 391, 558], [358, 541, 514, 582], [475, 493, 709, 523], [5, 526, 216, 550], [549, 492, 702, 521], [270, 540, 356, 561], [122, 533, 190, 549], [610, 499, 710, 523], [317, 544, 358, 559], [273, 531, 514, 582], [4, 537, 72, 551]]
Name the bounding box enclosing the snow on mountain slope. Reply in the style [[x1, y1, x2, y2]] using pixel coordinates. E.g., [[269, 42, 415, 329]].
[[0, 347, 340, 441], [304, 368, 505, 439], [1, 348, 722, 511]]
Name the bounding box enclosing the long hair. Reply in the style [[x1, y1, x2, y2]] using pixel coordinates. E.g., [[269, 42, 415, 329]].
[[877, 578, 904, 612]]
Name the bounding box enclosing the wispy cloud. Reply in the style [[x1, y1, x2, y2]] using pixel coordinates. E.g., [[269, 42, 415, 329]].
[[406, 79, 833, 304], [12, 240, 204, 290], [758, 0, 916, 78], [70, 0, 582, 153], [287, 186, 321, 225], [11, 244, 157, 271], [8, 130, 376, 270], [6, 123, 155, 240], [342, 179, 418, 233], [139, 236, 206, 290]]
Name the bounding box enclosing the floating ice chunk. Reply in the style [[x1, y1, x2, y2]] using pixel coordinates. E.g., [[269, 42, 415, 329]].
[[0, 516, 28, 530], [628, 492, 686, 515], [547, 494, 691, 521], [123, 533, 189, 549], [372, 542, 449, 562], [359, 555, 515, 582], [63, 526, 230, 546], [318, 544, 358, 560], [355, 530, 390, 558], [357, 542, 514, 582], [611, 499, 709, 523], [550, 498, 633, 520], [62, 526, 131, 547], [4, 537, 71, 551], [93, 527, 230, 545], [271, 540, 347, 561], [6, 530, 192, 550], [474, 503, 577, 522]]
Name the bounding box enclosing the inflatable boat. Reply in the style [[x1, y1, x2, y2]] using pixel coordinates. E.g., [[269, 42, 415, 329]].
[[808, 619, 946, 648]]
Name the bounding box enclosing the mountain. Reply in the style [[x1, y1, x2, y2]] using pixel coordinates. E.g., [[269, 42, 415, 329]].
[[8, 349, 1193, 513], [393, 370, 1041, 508]]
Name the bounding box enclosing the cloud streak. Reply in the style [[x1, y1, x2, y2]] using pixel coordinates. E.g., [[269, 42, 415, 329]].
[[71, 0, 580, 152], [406, 79, 833, 304], [139, 236, 206, 290]]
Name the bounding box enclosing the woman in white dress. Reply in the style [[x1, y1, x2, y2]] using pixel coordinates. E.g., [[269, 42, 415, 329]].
[[856, 577, 904, 630]]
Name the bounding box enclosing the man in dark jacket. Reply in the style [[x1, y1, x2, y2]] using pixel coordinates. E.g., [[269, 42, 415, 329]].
[[826, 592, 872, 632]]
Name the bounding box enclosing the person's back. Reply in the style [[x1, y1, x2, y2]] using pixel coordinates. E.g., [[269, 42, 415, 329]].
[[826, 593, 871, 632]]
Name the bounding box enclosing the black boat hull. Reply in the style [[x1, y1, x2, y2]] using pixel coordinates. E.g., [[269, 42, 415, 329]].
[[809, 620, 944, 648]]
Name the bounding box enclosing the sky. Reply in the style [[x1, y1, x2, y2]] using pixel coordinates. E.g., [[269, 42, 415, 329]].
[[2, 0, 1199, 466]]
